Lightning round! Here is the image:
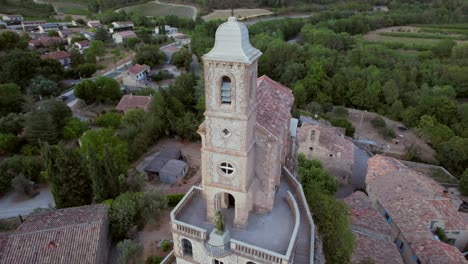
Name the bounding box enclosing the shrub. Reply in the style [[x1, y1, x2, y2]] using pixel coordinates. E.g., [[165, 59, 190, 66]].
[[11, 174, 34, 196], [330, 118, 355, 137], [20, 144, 40, 156], [146, 256, 163, 264], [63, 118, 89, 139], [370, 116, 386, 128], [95, 112, 122, 129], [459, 169, 468, 196], [161, 240, 171, 252], [0, 156, 43, 194], [0, 133, 20, 154], [166, 193, 184, 207], [435, 227, 449, 243], [333, 106, 348, 117], [117, 239, 141, 264]]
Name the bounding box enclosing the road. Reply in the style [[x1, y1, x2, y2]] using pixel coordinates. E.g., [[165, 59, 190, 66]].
[[0, 186, 55, 219], [244, 13, 314, 25]]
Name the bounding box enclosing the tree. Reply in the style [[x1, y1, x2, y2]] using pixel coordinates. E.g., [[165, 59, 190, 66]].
[[76, 63, 97, 77], [71, 50, 86, 67], [74, 80, 97, 103], [96, 112, 122, 130], [382, 80, 399, 105], [134, 44, 166, 67], [24, 111, 58, 145], [63, 118, 89, 139], [330, 118, 355, 137], [117, 239, 141, 264], [0, 83, 22, 116], [0, 134, 20, 154], [139, 188, 167, 225], [41, 143, 92, 208], [80, 129, 128, 202], [126, 37, 141, 50], [436, 136, 468, 177], [0, 113, 24, 135], [0, 155, 43, 193], [417, 115, 454, 146], [170, 48, 192, 70], [432, 39, 456, 58], [27, 76, 61, 99], [109, 192, 141, 239], [0, 50, 41, 89], [95, 76, 121, 102], [86, 40, 106, 62], [94, 28, 110, 42], [48, 30, 59, 37], [38, 99, 72, 132], [121, 109, 146, 128], [459, 169, 468, 196]]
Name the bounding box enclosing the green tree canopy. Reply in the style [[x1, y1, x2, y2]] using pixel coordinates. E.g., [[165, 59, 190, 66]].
[[0, 83, 22, 116]]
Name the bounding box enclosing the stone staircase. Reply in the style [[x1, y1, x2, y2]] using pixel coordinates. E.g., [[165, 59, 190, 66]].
[[293, 197, 312, 264]]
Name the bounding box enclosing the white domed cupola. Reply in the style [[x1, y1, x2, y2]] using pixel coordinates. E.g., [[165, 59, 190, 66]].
[[203, 16, 262, 64]]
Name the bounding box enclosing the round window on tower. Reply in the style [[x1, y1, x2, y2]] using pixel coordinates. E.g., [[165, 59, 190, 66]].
[[218, 162, 235, 177]]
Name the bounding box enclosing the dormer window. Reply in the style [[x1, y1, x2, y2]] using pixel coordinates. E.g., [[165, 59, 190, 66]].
[[221, 76, 231, 104]]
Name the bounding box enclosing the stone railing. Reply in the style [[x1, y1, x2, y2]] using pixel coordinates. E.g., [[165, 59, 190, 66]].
[[283, 166, 315, 264], [230, 239, 287, 264], [170, 186, 207, 240], [229, 192, 300, 264], [204, 241, 231, 258], [284, 191, 300, 260], [160, 250, 175, 264]]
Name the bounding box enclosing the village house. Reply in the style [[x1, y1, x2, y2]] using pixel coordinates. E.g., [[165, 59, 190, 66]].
[[87, 20, 102, 28], [115, 94, 152, 113], [58, 29, 73, 39], [172, 32, 191, 46], [297, 120, 354, 183], [38, 23, 60, 33], [74, 40, 90, 53], [81, 30, 95, 41], [366, 155, 468, 264], [169, 16, 313, 264], [2, 15, 23, 22], [345, 191, 404, 264], [41, 51, 72, 68], [0, 204, 109, 264], [110, 21, 134, 33], [112, 30, 136, 44], [122, 63, 150, 87], [154, 25, 178, 36], [28, 36, 62, 48], [143, 148, 188, 184], [21, 20, 46, 31]]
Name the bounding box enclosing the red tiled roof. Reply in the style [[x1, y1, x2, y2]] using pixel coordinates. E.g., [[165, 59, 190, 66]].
[[0, 204, 108, 264], [128, 64, 150, 75], [345, 192, 404, 264], [115, 30, 136, 38], [76, 40, 90, 47], [256, 75, 294, 139], [115, 95, 152, 113], [366, 155, 467, 263], [41, 51, 71, 60]]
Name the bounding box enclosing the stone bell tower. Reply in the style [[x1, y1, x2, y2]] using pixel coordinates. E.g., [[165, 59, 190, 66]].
[[198, 16, 262, 227]]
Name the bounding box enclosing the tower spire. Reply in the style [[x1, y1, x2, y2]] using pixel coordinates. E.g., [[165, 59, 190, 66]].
[[230, 0, 235, 17]]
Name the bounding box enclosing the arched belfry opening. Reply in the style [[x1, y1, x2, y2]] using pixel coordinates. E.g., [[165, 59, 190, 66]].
[[221, 76, 232, 104]]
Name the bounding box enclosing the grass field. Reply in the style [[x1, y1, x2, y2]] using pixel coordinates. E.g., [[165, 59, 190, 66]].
[[364, 25, 468, 51], [117, 1, 195, 19], [202, 8, 273, 21]]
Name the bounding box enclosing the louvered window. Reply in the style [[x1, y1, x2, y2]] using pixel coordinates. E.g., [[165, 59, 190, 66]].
[[221, 76, 231, 104]]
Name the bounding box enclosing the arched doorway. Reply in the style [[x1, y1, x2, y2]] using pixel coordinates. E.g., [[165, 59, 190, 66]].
[[181, 238, 193, 257], [214, 192, 236, 227]]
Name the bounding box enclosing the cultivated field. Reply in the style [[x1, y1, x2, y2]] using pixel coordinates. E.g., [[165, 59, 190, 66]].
[[117, 1, 196, 19], [364, 25, 468, 48], [202, 8, 273, 21]]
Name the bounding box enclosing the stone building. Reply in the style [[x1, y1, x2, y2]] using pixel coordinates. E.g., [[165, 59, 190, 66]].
[[366, 155, 468, 264], [169, 16, 314, 264], [297, 121, 354, 183]]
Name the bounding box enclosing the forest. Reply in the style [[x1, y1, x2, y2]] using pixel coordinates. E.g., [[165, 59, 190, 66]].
[[191, 0, 468, 181]]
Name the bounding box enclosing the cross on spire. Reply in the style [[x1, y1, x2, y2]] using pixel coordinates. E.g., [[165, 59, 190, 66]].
[[230, 0, 236, 17]]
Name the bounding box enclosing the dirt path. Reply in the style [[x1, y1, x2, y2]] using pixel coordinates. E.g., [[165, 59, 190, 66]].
[[137, 208, 173, 261]]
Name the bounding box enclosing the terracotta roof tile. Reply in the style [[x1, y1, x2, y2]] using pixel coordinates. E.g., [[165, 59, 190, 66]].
[[256, 75, 294, 139], [0, 204, 108, 264], [40, 51, 70, 60], [366, 155, 467, 263], [128, 64, 150, 75], [115, 95, 152, 113], [115, 30, 136, 38]]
